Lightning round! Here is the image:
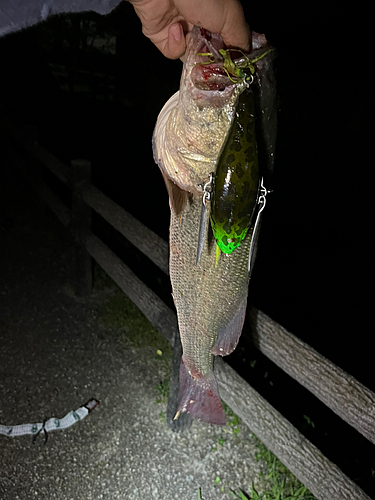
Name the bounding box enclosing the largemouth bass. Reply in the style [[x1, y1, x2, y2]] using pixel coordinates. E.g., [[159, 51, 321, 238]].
[[153, 26, 276, 425]]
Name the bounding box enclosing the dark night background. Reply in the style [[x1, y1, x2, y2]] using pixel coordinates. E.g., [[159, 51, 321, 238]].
[[0, 1, 373, 497]]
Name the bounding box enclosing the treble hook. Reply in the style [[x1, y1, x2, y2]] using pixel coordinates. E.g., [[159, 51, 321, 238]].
[[196, 173, 213, 266], [248, 177, 271, 274]]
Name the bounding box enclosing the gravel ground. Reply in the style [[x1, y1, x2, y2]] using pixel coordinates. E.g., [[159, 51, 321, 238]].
[[0, 164, 267, 500]]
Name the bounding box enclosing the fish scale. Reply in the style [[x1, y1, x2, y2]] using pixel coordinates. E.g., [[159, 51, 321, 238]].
[[169, 193, 252, 424]]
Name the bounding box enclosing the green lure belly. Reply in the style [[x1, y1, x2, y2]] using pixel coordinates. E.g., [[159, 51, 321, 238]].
[[210, 86, 260, 254]]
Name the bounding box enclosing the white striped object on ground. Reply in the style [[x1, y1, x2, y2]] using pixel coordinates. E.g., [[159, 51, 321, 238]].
[[0, 398, 99, 439]]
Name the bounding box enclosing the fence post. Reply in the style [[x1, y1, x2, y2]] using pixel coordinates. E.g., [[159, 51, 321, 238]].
[[70, 159, 92, 296]]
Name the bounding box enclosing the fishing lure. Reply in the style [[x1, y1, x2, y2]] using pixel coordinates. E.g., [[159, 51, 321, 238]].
[[196, 48, 273, 266], [210, 82, 259, 255]]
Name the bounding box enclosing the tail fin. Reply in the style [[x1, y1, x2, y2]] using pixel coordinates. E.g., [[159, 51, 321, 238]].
[[175, 359, 226, 425]]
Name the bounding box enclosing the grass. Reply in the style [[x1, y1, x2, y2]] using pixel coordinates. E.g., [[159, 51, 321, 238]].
[[249, 435, 317, 500], [223, 402, 242, 435], [205, 403, 317, 500], [155, 378, 170, 405]]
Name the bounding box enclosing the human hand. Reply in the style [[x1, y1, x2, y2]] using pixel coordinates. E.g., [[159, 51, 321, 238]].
[[128, 0, 250, 60]]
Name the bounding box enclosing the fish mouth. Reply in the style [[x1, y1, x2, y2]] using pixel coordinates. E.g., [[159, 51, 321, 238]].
[[196, 28, 224, 59], [191, 63, 235, 92], [190, 28, 239, 92], [190, 27, 272, 93], [181, 27, 245, 107]]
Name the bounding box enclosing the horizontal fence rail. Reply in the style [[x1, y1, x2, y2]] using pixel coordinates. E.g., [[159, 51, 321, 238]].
[[2, 119, 374, 500], [82, 184, 169, 276], [249, 309, 375, 445]]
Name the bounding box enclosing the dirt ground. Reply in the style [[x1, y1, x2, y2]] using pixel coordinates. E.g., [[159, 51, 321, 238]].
[[0, 157, 267, 500]]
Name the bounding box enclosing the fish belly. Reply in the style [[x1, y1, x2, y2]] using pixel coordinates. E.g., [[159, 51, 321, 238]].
[[169, 194, 251, 425]]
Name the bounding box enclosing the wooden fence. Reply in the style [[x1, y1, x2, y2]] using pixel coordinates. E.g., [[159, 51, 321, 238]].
[[2, 119, 374, 500]]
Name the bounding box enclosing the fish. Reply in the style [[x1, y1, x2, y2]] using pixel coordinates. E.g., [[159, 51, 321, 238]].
[[153, 26, 276, 425]]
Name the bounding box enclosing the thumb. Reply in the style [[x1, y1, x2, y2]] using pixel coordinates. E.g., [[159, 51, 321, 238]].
[[162, 23, 186, 59], [157, 23, 186, 60]]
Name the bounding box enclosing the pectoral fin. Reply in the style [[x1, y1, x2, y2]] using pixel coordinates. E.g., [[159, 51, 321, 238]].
[[161, 171, 189, 215], [211, 299, 247, 356]]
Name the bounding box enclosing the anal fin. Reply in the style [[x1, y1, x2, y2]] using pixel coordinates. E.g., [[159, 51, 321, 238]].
[[211, 299, 247, 356]]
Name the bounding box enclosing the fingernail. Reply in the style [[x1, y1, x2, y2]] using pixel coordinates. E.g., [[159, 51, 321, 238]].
[[171, 23, 182, 43]]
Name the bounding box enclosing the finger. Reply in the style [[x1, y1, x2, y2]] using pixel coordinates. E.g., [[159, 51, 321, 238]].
[[216, 1, 251, 52], [175, 0, 251, 53], [154, 23, 186, 60], [167, 22, 187, 59]]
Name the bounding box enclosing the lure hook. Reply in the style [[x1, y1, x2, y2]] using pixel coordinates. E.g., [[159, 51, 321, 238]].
[[196, 173, 213, 266], [248, 177, 271, 274], [202, 173, 213, 205]]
